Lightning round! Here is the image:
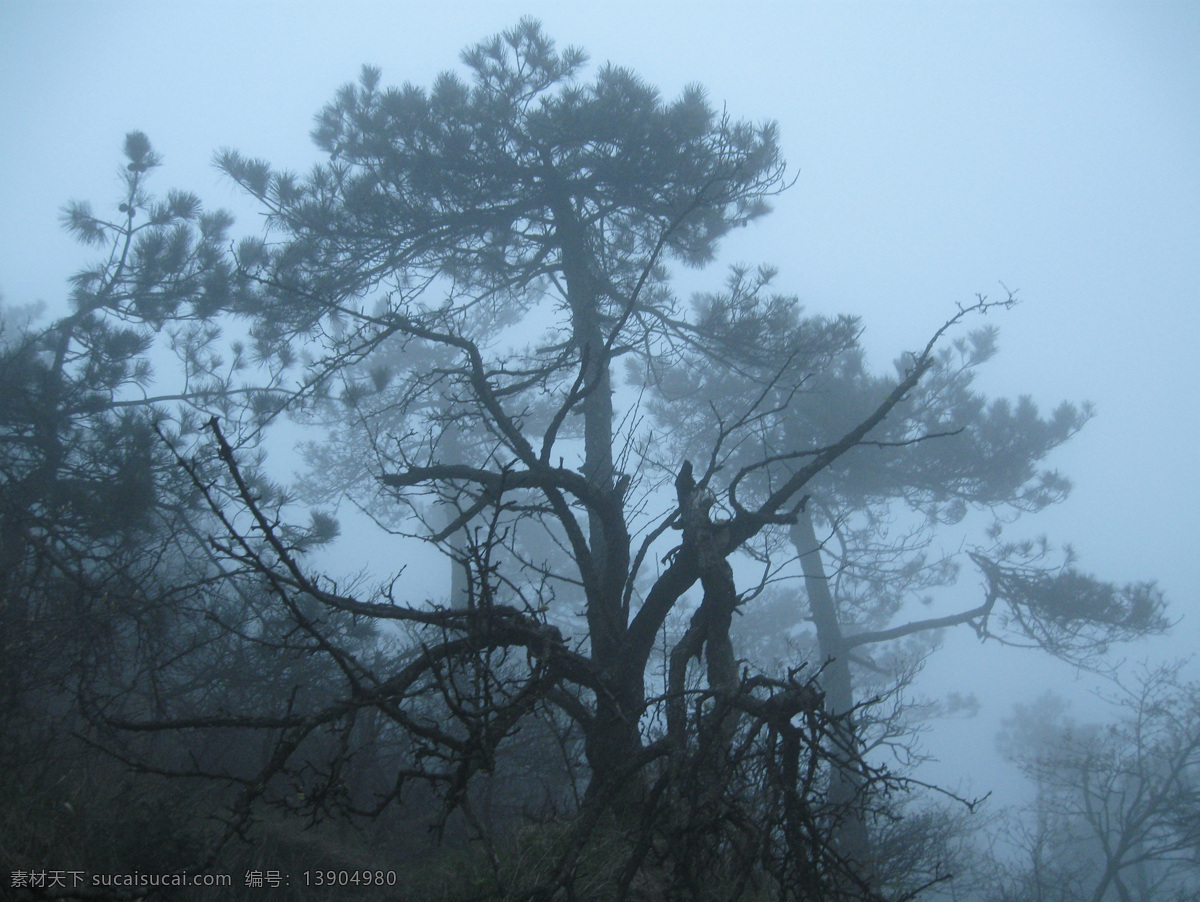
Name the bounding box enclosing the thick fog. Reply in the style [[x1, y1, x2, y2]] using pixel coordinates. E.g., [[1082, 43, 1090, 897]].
[[2, 2, 1197, 899]]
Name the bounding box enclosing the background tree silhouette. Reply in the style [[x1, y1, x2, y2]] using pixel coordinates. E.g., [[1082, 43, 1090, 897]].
[[989, 665, 1200, 902]]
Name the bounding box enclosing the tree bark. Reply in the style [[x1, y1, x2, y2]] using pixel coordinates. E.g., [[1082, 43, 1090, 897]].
[[546, 177, 643, 804]]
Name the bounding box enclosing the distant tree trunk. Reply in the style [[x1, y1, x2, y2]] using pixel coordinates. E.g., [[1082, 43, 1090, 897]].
[[434, 422, 470, 610], [437, 509, 470, 611], [792, 509, 870, 867]]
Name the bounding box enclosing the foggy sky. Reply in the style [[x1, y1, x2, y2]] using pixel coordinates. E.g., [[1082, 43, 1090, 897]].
[[2, 0, 1197, 805]]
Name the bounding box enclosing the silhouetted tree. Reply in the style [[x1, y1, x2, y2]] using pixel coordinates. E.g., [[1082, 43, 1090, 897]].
[[991, 665, 1200, 902], [3, 20, 1173, 901], [644, 264, 1168, 863], [0, 132, 358, 891]]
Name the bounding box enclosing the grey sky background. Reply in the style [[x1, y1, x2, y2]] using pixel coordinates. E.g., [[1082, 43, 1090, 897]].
[[2, 1, 1197, 804]]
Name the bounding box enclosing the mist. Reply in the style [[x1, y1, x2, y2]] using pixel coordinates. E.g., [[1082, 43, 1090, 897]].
[[2, 4, 1197, 900]]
